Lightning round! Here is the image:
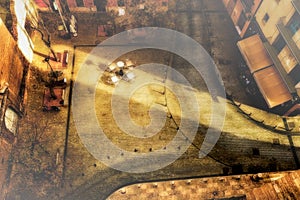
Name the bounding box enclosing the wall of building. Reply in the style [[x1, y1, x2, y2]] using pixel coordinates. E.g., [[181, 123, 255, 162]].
[[0, 19, 25, 108], [255, 0, 295, 44], [0, 1, 43, 198], [222, 0, 262, 38], [239, 0, 262, 37], [256, 1, 300, 84], [0, 17, 27, 199], [0, 137, 12, 200], [222, 0, 300, 113], [0, 0, 36, 193]]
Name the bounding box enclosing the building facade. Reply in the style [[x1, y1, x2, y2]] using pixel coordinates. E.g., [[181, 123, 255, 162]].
[[222, 0, 263, 38], [223, 0, 300, 115], [255, 0, 300, 115], [0, 0, 36, 197], [0, 17, 28, 199]]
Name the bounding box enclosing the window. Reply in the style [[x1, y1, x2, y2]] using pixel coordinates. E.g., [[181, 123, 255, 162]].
[[273, 35, 286, 53], [237, 11, 247, 30], [4, 107, 19, 135], [252, 148, 260, 156], [288, 12, 300, 35], [262, 13, 269, 23]]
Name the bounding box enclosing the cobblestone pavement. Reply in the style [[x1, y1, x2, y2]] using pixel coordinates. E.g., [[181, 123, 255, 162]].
[[107, 171, 293, 199], [7, 0, 300, 199]]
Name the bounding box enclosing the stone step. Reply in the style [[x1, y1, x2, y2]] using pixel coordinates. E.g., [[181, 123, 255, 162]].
[[216, 136, 294, 162]]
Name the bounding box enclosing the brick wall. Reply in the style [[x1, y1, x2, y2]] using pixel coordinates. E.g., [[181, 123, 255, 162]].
[[0, 17, 27, 198], [0, 19, 26, 111]]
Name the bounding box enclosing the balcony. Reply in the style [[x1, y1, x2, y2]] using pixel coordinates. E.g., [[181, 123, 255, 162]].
[[263, 42, 296, 93], [276, 19, 300, 65]]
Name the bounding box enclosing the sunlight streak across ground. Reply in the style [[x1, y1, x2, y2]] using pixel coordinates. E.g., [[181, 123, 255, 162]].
[[72, 27, 226, 173]]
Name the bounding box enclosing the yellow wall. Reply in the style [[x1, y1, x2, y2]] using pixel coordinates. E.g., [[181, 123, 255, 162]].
[[0, 18, 25, 109], [256, 0, 295, 44]]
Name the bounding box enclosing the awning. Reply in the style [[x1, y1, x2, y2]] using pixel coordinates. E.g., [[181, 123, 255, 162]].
[[253, 66, 292, 108], [237, 34, 273, 73], [238, 34, 293, 108]]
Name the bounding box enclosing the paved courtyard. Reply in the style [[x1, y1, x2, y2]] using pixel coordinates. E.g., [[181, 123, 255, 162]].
[[5, 0, 300, 199]]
